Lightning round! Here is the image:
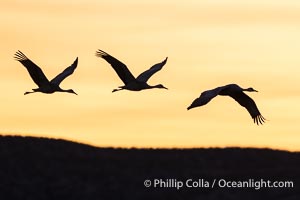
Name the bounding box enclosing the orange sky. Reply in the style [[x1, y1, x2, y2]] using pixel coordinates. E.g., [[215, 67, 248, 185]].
[[1, 0, 300, 151]]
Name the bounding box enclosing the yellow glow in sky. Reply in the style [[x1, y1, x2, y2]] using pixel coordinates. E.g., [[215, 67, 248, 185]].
[[1, 0, 300, 151]]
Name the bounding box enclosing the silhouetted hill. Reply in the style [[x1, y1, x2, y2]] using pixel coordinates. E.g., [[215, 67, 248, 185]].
[[0, 135, 299, 200]]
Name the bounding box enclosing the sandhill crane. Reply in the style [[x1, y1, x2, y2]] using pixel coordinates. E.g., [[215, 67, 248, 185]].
[[14, 50, 78, 95], [187, 84, 266, 125], [95, 49, 168, 92]]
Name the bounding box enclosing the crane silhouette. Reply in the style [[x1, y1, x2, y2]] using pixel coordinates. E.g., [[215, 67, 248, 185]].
[[95, 49, 168, 92], [187, 84, 266, 125], [14, 50, 78, 95]]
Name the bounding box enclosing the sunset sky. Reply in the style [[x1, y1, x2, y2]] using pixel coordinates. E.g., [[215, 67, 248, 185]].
[[1, 0, 300, 151]]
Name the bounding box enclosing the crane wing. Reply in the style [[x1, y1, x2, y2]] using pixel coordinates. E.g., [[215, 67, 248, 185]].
[[187, 87, 223, 110], [95, 50, 136, 84], [136, 57, 168, 83], [229, 92, 265, 125], [50, 57, 78, 86], [14, 50, 50, 87]]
